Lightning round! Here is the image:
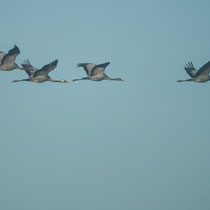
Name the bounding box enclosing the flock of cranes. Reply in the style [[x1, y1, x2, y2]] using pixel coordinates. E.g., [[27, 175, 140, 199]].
[[1, 45, 210, 83], [0, 45, 123, 84]]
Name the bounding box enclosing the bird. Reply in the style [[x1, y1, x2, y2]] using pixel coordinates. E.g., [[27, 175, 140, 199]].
[[177, 61, 210, 83], [12, 59, 69, 83], [0, 45, 23, 71], [72, 62, 124, 82]]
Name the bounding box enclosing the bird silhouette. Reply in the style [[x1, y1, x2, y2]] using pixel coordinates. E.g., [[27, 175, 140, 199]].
[[13, 59, 69, 83], [72, 62, 124, 82], [0, 45, 23, 71], [177, 61, 210, 83]]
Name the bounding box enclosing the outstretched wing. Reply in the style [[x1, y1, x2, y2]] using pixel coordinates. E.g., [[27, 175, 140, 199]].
[[91, 62, 110, 76], [196, 61, 210, 76], [21, 59, 38, 76], [0, 51, 6, 64], [33, 59, 58, 76], [77, 63, 96, 76], [184, 62, 197, 78], [1, 45, 20, 66]]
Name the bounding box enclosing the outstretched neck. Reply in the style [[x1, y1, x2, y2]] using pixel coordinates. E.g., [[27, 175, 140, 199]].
[[50, 79, 62, 82], [111, 78, 123, 81], [48, 78, 69, 83], [12, 78, 31, 82], [177, 79, 193, 82], [103, 74, 123, 81], [105, 76, 124, 81], [72, 77, 90, 82]]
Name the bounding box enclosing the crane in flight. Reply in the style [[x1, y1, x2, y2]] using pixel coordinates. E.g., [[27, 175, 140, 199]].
[[13, 59, 69, 83], [72, 62, 124, 82], [0, 45, 23, 71], [177, 61, 210, 83]]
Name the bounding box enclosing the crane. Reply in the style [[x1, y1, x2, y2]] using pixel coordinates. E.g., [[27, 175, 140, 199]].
[[13, 59, 69, 83], [0, 45, 23, 71], [72, 62, 124, 82], [177, 61, 210, 83]]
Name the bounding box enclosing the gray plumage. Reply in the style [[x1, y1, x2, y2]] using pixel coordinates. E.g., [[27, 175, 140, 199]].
[[0, 52, 6, 63], [177, 61, 210, 83], [73, 62, 124, 82], [13, 59, 69, 83], [77, 63, 96, 76], [21, 59, 37, 77], [0, 45, 23, 71]]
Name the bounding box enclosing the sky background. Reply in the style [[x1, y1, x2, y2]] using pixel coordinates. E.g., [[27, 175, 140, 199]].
[[0, 0, 210, 209]]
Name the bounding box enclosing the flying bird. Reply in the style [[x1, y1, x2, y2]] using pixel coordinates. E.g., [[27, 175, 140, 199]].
[[177, 61, 210, 83], [72, 62, 124, 82], [0, 45, 23, 71], [13, 59, 69, 83]]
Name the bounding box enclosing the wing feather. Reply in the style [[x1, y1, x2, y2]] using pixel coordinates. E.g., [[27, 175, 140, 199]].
[[33, 59, 58, 76], [77, 63, 96, 76], [91, 62, 110, 76], [196, 61, 210, 76], [1, 45, 20, 65], [184, 61, 197, 77], [0, 52, 6, 64], [21, 59, 38, 76]]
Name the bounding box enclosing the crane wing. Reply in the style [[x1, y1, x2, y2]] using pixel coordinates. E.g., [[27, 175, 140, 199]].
[[196, 61, 210, 76], [1, 45, 20, 66], [77, 63, 96, 76], [91, 62, 110, 76], [33, 59, 58, 76], [0, 51, 6, 64], [21, 59, 38, 76], [184, 62, 197, 78]]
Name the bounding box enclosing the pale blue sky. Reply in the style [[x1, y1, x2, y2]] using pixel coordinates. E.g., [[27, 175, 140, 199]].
[[1, 0, 210, 210]]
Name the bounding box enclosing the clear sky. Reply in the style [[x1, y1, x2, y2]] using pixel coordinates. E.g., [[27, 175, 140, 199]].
[[1, 0, 210, 209]]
